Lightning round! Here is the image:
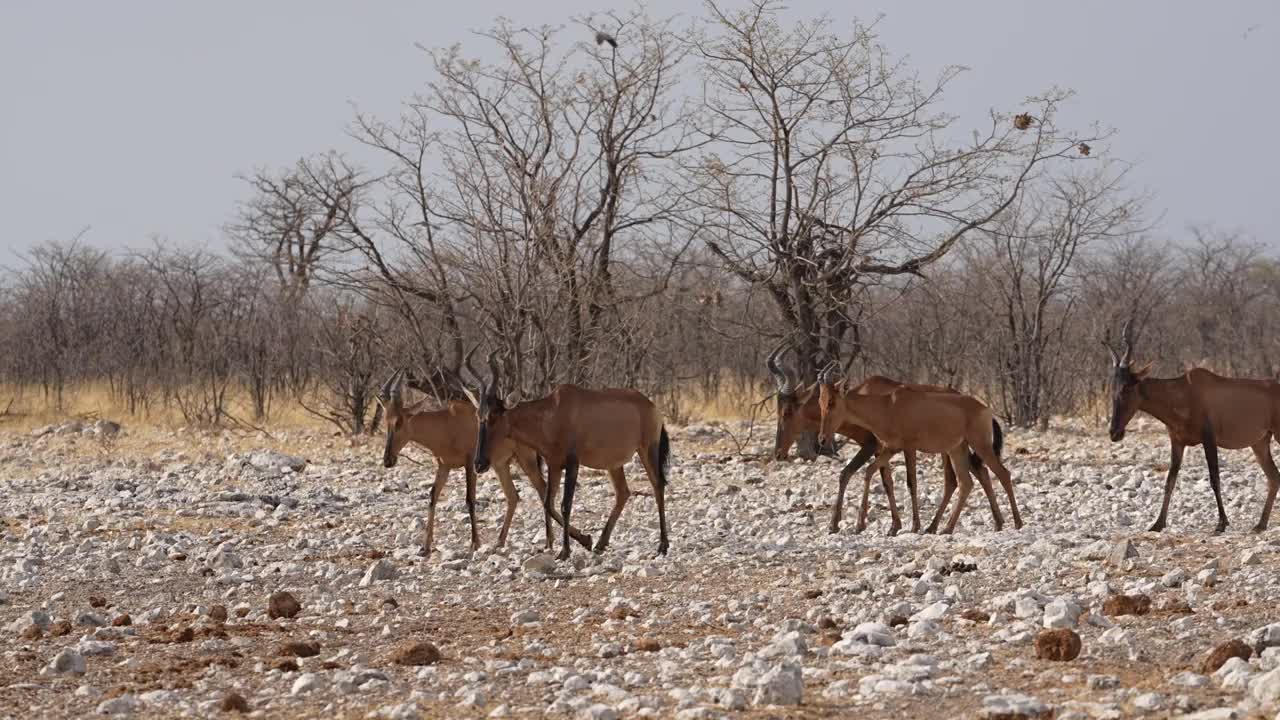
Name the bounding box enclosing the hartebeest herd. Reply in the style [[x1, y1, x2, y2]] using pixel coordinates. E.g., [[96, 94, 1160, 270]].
[[377, 322, 1280, 559]]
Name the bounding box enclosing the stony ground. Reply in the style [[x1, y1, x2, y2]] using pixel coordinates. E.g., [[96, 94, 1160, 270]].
[[2, 416, 1280, 719]]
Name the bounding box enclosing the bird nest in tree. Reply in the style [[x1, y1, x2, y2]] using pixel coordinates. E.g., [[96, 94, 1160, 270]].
[[1013, 113, 1034, 130]]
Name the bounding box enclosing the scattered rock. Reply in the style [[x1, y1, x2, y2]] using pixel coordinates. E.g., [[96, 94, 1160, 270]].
[[268, 592, 301, 620], [522, 554, 558, 575], [44, 648, 86, 675], [635, 638, 662, 652], [360, 559, 397, 587], [249, 449, 307, 473], [1107, 539, 1138, 567], [219, 691, 250, 713], [291, 672, 321, 695], [1035, 629, 1082, 661], [752, 663, 803, 706], [390, 641, 441, 666], [1201, 640, 1253, 675], [112, 614, 132, 627], [1102, 594, 1151, 617], [982, 693, 1051, 719], [209, 605, 229, 623], [279, 641, 321, 658], [961, 609, 991, 623], [96, 694, 138, 715], [49, 620, 72, 637]]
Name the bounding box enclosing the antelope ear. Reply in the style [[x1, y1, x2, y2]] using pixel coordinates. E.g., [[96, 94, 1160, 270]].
[[1133, 362, 1153, 379], [461, 387, 480, 408]]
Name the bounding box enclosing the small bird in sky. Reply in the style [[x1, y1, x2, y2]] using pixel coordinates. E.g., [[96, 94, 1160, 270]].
[[595, 30, 618, 49], [1243, 23, 1261, 40]]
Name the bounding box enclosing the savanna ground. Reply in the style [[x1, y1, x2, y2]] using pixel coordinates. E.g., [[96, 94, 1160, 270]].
[[1, 395, 1279, 719]]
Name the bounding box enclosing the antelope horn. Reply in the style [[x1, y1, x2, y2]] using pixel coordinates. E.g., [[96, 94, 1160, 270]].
[[461, 386, 480, 409], [1120, 319, 1135, 366], [818, 360, 839, 386], [485, 350, 501, 398], [766, 340, 795, 394], [459, 342, 483, 400], [1102, 326, 1120, 367], [390, 368, 406, 408]]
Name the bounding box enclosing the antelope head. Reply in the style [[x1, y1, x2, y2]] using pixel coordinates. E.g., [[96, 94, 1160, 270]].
[[767, 342, 812, 460], [378, 369, 413, 468], [1104, 319, 1152, 442], [464, 349, 520, 473]]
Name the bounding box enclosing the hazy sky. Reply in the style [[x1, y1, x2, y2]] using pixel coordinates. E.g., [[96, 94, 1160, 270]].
[[2, 1, 1276, 262]]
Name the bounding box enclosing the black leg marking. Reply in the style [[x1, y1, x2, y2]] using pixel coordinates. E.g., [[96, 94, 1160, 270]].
[[560, 453, 579, 560], [1202, 423, 1229, 533]]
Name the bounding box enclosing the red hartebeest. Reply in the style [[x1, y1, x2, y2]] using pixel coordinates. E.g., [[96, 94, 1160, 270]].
[[467, 353, 671, 560], [1106, 321, 1280, 533], [378, 370, 591, 555], [768, 345, 965, 534], [817, 365, 1022, 534]]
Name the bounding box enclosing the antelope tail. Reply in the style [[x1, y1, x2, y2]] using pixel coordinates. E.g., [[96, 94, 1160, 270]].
[[968, 419, 1004, 470], [656, 426, 671, 488]]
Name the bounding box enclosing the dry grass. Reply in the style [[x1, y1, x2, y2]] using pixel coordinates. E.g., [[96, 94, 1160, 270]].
[[666, 374, 766, 424], [0, 382, 332, 432], [1, 377, 771, 434]]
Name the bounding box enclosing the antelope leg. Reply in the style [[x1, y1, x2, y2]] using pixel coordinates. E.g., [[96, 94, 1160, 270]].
[[830, 439, 877, 534], [1149, 441, 1184, 532], [1251, 436, 1280, 532], [515, 453, 591, 548], [904, 450, 921, 533], [421, 465, 450, 556], [464, 463, 480, 551], [925, 456, 958, 534], [941, 448, 973, 535], [492, 462, 520, 548], [594, 467, 631, 553], [1203, 426, 1230, 534], [559, 453, 580, 561]]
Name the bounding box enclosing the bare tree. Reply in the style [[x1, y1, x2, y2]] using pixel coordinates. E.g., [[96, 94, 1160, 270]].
[[690, 0, 1109, 381], [973, 165, 1145, 427], [229, 153, 362, 297]]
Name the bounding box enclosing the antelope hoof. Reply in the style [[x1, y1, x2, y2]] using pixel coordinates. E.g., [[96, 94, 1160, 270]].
[[1147, 519, 1166, 533], [886, 524, 900, 537], [1252, 522, 1268, 534], [1213, 521, 1229, 535], [577, 533, 594, 550], [657, 541, 669, 556], [828, 522, 841, 535], [557, 547, 572, 562], [592, 538, 609, 554], [417, 545, 432, 558], [1013, 518, 1024, 530], [939, 526, 955, 536], [923, 523, 939, 535]]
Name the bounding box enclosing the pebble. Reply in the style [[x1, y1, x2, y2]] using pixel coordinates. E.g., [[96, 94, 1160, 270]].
[[44, 648, 86, 675]]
